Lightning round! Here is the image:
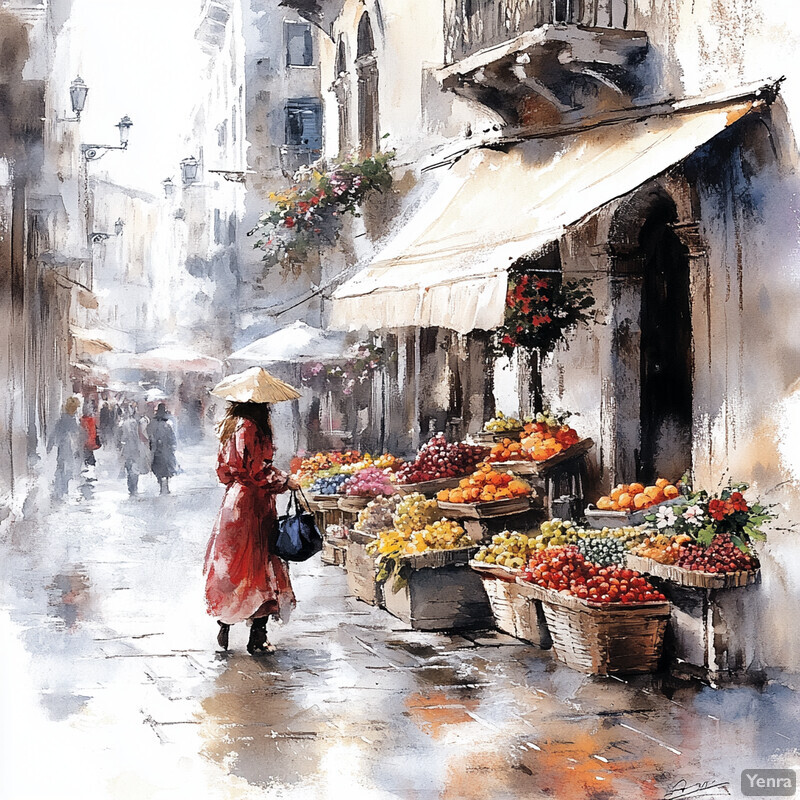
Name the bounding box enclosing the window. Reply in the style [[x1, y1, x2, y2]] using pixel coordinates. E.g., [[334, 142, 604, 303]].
[[355, 13, 379, 156], [285, 98, 322, 150], [286, 22, 313, 67]]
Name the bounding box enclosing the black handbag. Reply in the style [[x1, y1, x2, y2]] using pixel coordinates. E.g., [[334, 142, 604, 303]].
[[275, 490, 323, 562]]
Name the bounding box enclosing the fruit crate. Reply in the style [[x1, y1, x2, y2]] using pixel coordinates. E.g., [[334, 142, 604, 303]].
[[437, 497, 534, 519], [584, 496, 684, 529], [321, 538, 348, 567], [345, 533, 383, 606], [382, 555, 493, 631], [624, 554, 760, 590], [469, 430, 524, 445], [311, 493, 343, 510], [470, 562, 552, 648], [491, 439, 594, 476], [395, 476, 464, 497], [337, 496, 373, 513], [514, 579, 671, 675]]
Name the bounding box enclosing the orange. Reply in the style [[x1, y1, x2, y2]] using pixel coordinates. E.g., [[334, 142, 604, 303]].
[[644, 486, 661, 500], [437, 490, 449, 501], [633, 492, 649, 509], [617, 492, 633, 510], [610, 487, 624, 502], [663, 484, 679, 499], [628, 482, 645, 495], [655, 478, 669, 489], [596, 496, 612, 510]]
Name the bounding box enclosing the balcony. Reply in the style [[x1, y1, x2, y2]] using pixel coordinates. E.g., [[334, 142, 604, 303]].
[[441, 0, 648, 127]]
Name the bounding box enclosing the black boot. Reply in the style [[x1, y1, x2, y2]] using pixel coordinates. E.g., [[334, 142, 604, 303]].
[[216, 620, 230, 650], [246, 617, 273, 655]]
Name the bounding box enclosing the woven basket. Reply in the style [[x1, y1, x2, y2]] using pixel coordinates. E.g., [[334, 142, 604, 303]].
[[471, 562, 552, 648], [625, 554, 760, 589], [514, 579, 670, 675]]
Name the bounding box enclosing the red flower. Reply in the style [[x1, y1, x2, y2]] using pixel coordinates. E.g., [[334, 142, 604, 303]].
[[708, 499, 727, 521], [284, 216, 296, 228], [535, 278, 549, 290], [501, 335, 515, 346], [729, 492, 748, 512]]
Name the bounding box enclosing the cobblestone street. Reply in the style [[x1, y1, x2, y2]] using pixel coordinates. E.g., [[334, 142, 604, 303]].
[[1, 440, 799, 800]]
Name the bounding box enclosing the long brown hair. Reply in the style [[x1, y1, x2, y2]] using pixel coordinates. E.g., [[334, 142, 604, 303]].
[[217, 402, 273, 444]]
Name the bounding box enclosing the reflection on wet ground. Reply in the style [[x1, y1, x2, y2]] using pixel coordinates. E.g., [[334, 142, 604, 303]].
[[1, 440, 799, 799]]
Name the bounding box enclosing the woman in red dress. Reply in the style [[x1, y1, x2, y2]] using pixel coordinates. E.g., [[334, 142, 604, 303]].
[[204, 400, 300, 654]]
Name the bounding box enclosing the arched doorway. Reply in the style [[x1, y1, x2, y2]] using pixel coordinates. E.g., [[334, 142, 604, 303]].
[[608, 183, 695, 485], [638, 204, 693, 483]]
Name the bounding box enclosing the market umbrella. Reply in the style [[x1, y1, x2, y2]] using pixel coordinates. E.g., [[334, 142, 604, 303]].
[[210, 367, 301, 403], [226, 321, 349, 365], [107, 346, 223, 374]]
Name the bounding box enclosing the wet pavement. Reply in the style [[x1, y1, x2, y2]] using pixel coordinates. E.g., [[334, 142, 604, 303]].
[[1, 439, 799, 800]]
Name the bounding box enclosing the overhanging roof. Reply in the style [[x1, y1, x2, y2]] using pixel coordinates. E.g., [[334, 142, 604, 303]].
[[330, 96, 760, 334]]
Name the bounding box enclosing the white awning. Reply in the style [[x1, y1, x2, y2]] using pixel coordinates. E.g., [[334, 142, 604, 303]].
[[227, 320, 349, 365], [70, 326, 114, 355], [330, 97, 757, 333], [105, 346, 223, 374]]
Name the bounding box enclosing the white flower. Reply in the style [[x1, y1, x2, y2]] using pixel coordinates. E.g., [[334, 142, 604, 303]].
[[682, 505, 704, 526], [655, 505, 677, 529]]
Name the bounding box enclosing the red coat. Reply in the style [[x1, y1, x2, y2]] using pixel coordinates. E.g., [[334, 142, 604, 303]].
[[204, 419, 295, 624]]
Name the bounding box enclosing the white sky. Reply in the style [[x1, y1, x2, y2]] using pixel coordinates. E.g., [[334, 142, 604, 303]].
[[62, 0, 207, 193]]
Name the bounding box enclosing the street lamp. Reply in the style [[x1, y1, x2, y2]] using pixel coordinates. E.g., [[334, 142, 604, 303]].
[[69, 76, 88, 119], [180, 156, 200, 185], [81, 115, 134, 161], [58, 75, 89, 122], [162, 177, 175, 198]]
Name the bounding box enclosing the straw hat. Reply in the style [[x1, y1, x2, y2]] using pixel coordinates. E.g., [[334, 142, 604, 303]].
[[210, 367, 301, 404]]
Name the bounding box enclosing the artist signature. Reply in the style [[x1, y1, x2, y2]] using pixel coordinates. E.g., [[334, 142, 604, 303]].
[[662, 778, 731, 800]]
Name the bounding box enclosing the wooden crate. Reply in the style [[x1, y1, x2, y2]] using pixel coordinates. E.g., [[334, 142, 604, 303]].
[[515, 580, 670, 675], [625, 554, 760, 590], [490, 439, 594, 477], [471, 563, 551, 648], [321, 538, 348, 567], [345, 538, 383, 606], [395, 476, 465, 497], [584, 496, 683, 529], [469, 430, 524, 445], [382, 560, 493, 631], [437, 497, 533, 519], [311, 494, 343, 510]]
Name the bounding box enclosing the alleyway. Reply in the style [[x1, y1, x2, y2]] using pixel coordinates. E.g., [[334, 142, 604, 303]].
[[1, 440, 798, 800]]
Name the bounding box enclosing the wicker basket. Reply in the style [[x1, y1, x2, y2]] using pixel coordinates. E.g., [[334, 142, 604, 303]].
[[437, 497, 533, 519], [471, 562, 552, 648], [625, 553, 760, 589], [514, 579, 670, 675]]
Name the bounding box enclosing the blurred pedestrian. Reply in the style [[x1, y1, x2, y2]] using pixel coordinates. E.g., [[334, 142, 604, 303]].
[[98, 400, 116, 447], [203, 367, 300, 655], [48, 397, 84, 499], [118, 406, 150, 496], [80, 400, 100, 466], [147, 403, 177, 495]]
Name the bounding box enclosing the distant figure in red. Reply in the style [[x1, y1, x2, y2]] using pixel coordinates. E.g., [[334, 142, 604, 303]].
[[80, 400, 100, 466], [204, 401, 300, 654]]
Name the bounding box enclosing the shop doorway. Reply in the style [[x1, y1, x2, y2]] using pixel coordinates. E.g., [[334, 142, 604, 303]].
[[638, 205, 693, 483]]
